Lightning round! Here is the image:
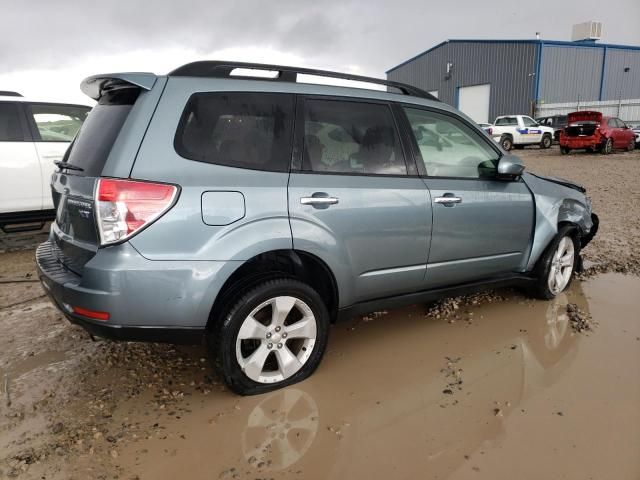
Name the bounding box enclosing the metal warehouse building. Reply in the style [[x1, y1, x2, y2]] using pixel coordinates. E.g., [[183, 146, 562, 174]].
[[387, 37, 640, 124]]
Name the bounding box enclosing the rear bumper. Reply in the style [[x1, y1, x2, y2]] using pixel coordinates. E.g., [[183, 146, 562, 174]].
[[559, 135, 601, 149], [36, 240, 231, 343]]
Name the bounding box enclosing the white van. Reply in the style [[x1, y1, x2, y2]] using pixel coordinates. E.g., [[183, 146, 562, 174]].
[[0, 92, 91, 231]]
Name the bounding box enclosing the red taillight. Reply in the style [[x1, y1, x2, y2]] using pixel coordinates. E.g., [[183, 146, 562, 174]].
[[73, 306, 110, 321], [487, 127, 493, 135], [96, 178, 178, 246]]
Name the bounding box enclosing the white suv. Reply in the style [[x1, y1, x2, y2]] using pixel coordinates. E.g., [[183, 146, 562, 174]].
[[0, 92, 91, 231], [491, 115, 554, 151]]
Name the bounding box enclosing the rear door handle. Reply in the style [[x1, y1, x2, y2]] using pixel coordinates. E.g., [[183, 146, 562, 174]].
[[434, 195, 462, 206]]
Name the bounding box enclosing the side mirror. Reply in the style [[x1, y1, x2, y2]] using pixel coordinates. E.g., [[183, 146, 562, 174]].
[[497, 154, 525, 177]]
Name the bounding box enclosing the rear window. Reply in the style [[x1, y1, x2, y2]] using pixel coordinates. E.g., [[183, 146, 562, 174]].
[[174, 92, 295, 172], [66, 88, 139, 176]]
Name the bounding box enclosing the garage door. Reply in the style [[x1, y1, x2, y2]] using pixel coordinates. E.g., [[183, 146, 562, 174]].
[[458, 84, 491, 123]]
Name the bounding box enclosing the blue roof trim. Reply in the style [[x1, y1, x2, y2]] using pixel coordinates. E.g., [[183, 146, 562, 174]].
[[386, 39, 640, 74]]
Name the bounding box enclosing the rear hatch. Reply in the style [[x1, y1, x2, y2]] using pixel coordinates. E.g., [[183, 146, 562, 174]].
[[50, 75, 154, 275], [565, 111, 602, 137]]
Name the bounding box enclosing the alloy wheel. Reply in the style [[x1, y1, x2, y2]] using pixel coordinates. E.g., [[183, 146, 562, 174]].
[[235, 296, 317, 383], [547, 237, 575, 295]]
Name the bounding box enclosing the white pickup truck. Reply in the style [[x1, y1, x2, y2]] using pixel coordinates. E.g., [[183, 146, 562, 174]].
[[490, 115, 554, 151], [0, 92, 91, 232]]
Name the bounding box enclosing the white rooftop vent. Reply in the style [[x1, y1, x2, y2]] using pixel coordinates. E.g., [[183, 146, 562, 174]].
[[571, 21, 602, 42]]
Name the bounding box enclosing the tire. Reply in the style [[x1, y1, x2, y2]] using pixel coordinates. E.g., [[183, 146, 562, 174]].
[[529, 226, 579, 300], [208, 278, 330, 395], [500, 135, 513, 151], [540, 134, 552, 149], [627, 139, 636, 152], [602, 137, 613, 155], [560, 147, 570, 155]]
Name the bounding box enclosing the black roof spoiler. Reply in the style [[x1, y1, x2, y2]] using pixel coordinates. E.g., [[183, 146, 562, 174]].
[[168, 61, 439, 101], [80, 73, 157, 101]]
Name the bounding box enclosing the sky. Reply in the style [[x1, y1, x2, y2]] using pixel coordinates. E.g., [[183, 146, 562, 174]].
[[1, 0, 639, 106]]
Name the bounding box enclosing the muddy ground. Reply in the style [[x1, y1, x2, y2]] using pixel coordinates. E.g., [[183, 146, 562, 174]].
[[1, 147, 639, 480]]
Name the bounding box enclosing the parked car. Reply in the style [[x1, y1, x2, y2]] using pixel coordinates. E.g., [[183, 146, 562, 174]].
[[632, 125, 640, 149], [559, 111, 636, 155], [478, 122, 493, 133], [536, 115, 567, 142], [490, 115, 554, 151], [0, 92, 91, 232], [36, 62, 598, 395]]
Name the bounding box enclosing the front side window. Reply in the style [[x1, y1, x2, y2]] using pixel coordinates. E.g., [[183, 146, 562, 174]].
[[404, 107, 499, 178], [0, 103, 24, 142], [175, 92, 294, 172], [29, 104, 90, 142], [302, 99, 406, 175]]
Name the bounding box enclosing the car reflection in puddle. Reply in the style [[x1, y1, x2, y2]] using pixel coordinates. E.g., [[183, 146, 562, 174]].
[[124, 280, 591, 480], [242, 388, 319, 471]]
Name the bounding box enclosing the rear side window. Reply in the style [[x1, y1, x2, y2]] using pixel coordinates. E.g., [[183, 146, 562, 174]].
[[495, 117, 517, 126], [0, 103, 24, 141], [28, 104, 90, 142], [302, 99, 406, 175], [66, 88, 139, 176], [174, 92, 294, 172]]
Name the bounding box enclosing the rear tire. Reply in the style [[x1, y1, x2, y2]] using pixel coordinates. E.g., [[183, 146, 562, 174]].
[[602, 137, 613, 155], [208, 278, 330, 395], [500, 135, 513, 151], [540, 134, 552, 149], [529, 226, 579, 300]]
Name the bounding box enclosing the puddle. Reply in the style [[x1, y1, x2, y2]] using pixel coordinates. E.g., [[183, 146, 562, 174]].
[[108, 273, 640, 480]]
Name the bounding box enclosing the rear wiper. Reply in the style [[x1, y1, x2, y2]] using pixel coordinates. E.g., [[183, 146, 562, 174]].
[[54, 160, 84, 172]]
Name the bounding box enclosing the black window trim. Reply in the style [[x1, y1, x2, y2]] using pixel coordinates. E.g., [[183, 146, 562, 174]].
[[291, 94, 415, 178], [0, 101, 33, 142], [397, 102, 508, 181], [173, 91, 297, 173], [25, 102, 92, 143]]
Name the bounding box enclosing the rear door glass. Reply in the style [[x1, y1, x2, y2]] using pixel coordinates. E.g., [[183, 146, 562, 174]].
[[65, 88, 139, 176], [174, 92, 295, 172], [28, 104, 90, 142], [0, 103, 25, 141], [301, 99, 406, 175]]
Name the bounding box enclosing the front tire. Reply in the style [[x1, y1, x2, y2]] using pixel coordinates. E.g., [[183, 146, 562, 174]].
[[627, 139, 636, 152], [540, 134, 552, 149], [529, 226, 579, 300], [208, 278, 330, 395], [560, 147, 570, 155]]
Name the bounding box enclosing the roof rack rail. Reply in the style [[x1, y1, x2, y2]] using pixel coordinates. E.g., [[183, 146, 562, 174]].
[[0, 91, 23, 97], [168, 61, 439, 101]]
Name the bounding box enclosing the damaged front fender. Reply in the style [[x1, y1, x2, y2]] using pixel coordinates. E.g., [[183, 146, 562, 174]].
[[522, 172, 596, 271]]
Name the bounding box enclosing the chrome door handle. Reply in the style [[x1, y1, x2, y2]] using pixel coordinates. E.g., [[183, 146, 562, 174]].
[[434, 196, 462, 205], [300, 196, 339, 206]]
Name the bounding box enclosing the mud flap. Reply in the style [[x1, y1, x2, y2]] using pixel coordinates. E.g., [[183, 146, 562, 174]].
[[580, 213, 599, 248]]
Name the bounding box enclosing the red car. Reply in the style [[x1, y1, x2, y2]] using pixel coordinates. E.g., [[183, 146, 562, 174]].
[[559, 111, 636, 155]]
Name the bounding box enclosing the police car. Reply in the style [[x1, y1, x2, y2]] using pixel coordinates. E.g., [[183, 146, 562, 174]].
[[490, 115, 555, 151]]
